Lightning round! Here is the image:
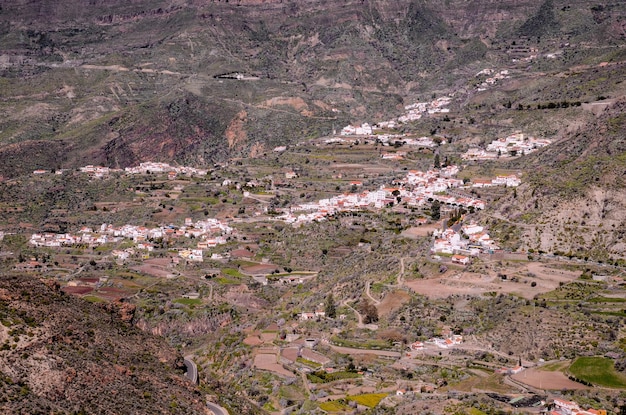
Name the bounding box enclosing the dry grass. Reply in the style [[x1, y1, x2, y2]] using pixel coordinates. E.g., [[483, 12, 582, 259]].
[[377, 290, 411, 317], [444, 373, 516, 394], [404, 261, 580, 299]]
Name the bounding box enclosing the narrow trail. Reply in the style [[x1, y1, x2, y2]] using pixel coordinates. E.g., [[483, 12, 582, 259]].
[[300, 371, 314, 400], [398, 257, 406, 285], [341, 300, 364, 327], [365, 281, 380, 305]]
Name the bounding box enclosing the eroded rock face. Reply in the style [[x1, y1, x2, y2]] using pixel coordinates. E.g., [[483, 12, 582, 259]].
[[225, 110, 248, 150], [100, 300, 137, 324], [0, 274, 207, 414]]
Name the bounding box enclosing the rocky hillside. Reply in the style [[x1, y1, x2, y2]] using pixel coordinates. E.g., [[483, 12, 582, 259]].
[[0, 274, 209, 414], [0, 0, 624, 176], [490, 99, 626, 262]]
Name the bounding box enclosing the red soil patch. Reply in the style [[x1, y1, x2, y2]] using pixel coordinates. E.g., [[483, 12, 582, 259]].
[[401, 224, 440, 238], [244, 336, 263, 346], [404, 261, 580, 299], [62, 286, 94, 295], [97, 287, 129, 300], [253, 353, 294, 378]]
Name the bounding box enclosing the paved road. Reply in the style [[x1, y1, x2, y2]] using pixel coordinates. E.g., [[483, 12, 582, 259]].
[[207, 401, 229, 415], [183, 356, 198, 384]]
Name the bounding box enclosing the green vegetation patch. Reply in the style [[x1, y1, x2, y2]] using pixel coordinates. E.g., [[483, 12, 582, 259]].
[[82, 295, 107, 303], [330, 336, 391, 350], [540, 281, 602, 301], [569, 356, 626, 388], [214, 277, 240, 285], [588, 296, 626, 303], [222, 268, 245, 278], [347, 393, 387, 408], [445, 372, 516, 394], [319, 400, 349, 412], [307, 370, 361, 384], [593, 311, 626, 317], [173, 298, 202, 306], [296, 357, 322, 369], [540, 361, 570, 372]]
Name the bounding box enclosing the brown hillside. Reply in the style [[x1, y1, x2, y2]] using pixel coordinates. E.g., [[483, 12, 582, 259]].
[[0, 274, 209, 414]]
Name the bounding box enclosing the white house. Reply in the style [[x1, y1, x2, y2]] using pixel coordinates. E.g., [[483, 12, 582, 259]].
[[451, 254, 470, 265]]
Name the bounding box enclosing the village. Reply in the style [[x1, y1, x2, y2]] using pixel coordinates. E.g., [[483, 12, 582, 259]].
[[275, 164, 515, 227], [462, 132, 552, 160], [33, 161, 209, 179], [29, 217, 233, 263], [338, 95, 452, 137]]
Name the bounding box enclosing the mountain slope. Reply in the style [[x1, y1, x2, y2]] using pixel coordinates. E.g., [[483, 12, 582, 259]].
[[1, 0, 624, 176], [0, 274, 209, 414], [491, 99, 626, 262]]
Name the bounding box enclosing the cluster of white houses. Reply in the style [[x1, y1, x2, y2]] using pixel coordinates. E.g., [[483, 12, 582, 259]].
[[475, 68, 510, 91], [276, 166, 485, 226], [410, 334, 463, 351], [35, 162, 209, 179], [30, 218, 233, 261], [550, 399, 606, 415], [339, 96, 453, 136], [394, 167, 486, 210], [431, 222, 497, 259], [471, 174, 521, 188], [397, 96, 452, 122], [325, 134, 441, 149], [462, 133, 552, 160], [77, 162, 208, 179], [124, 162, 208, 177]]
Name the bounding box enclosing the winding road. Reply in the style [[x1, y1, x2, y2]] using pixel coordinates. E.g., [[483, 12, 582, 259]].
[[206, 401, 229, 415], [183, 356, 198, 384], [183, 356, 229, 414]]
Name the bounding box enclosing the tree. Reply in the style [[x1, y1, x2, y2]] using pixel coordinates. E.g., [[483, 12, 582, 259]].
[[358, 299, 378, 324], [431, 200, 441, 220], [433, 154, 441, 169], [325, 293, 337, 319]]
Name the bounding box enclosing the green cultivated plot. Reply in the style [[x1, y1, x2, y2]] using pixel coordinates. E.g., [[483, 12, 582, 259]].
[[569, 357, 626, 388]]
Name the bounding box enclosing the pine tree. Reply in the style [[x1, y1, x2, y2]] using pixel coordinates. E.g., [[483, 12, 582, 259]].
[[325, 293, 336, 319], [434, 153, 441, 169], [431, 200, 441, 220]]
